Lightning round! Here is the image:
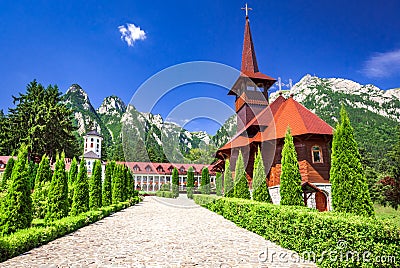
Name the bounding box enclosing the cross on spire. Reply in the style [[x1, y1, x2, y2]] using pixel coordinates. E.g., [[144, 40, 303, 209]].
[[241, 3, 252, 18]]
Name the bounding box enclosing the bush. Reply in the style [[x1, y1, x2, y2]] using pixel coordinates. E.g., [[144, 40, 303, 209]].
[[233, 151, 250, 199], [160, 183, 170, 191], [223, 159, 234, 197], [172, 167, 179, 198], [89, 160, 102, 210], [280, 128, 303, 206], [194, 195, 400, 268], [200, 167, 210, 195], [45, 153, 69, 222], [70, 160, 89, 216], [155, 191, 176, 198], [0, 144, 32, 234], [187, 166, 194, 199], [102, 161, 114, 206], [215, 172, 222, 196], [0, 198, 141, 262]]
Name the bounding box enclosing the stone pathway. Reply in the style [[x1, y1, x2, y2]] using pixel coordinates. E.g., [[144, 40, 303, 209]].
[[1, 196, 317, 267]]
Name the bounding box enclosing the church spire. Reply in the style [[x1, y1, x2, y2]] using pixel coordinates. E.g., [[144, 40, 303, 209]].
[[241, 5, 259, 73]]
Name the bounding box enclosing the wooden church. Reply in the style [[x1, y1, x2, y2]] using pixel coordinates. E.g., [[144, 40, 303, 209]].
[[216, 8, 333, 212]]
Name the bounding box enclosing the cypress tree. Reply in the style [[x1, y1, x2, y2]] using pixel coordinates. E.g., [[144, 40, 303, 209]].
[[32, 155, 52, 219], [201, 167, 210, 195], [186, 166, 195, 199], [102, 161, 113, 206], [215, 172, 222, 196], [252, 147, 272, 202], [67, 157, 78, 208], [172, 167, 179, 198], [1, 157, 14, 190], [112, 164, 124, 203], [233, 151, 251, 199], [89, 160, 102, 210], [223, 159, 234, 197], [0, 144, 32, 234], [45, 152, 69, 221], [280, 128, 303, 206], [330, 106, 374, 216], [27, 161, 38, 190], [70, 160, 89, 216]]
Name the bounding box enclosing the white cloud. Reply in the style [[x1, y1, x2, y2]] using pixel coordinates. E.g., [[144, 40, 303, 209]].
[[362, 49, 400, 78], [118, 23, 146, 47]]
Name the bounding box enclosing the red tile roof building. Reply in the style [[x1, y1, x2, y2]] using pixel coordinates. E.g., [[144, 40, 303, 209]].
[[217, 13, 333, 211]]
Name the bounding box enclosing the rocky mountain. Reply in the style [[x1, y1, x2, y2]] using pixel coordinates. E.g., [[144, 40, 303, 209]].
[[64, 85, 219, 163], [270, 74, 400, 171]]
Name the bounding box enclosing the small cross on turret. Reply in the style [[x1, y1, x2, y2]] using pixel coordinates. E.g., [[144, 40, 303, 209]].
[[241, 3, 252, 18]]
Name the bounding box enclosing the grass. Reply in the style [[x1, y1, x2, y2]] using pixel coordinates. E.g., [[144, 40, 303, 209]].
[[374, 204, 400, 227]]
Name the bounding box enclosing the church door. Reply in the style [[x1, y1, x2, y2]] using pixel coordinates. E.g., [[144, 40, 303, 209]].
[[315, 191, 327, 212]]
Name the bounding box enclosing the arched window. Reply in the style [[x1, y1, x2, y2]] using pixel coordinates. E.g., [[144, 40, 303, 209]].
[[312, 145, 323, 163]]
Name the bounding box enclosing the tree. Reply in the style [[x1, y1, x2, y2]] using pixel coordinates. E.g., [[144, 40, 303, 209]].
[[215, 172, 222, 196], [67, 157, 78, 207], [0, 144, 32, 234], [102, 161, 114, 206], [330, 106, 374, 216], [252, 147, 272, 202], [4, 80, 79, 161], [89, 160, 102, 210], [32, 155, 52, 219], [45, 153, 69, 222], [112, 164, 124, 203], [0, 157, 14, 190], [186, 166, 195, 199], [223, 159, 234, 198], [172, 167, 179, 198], [233, 151, 251, 199], [280, 128, 303, 206], [379, 127, 400, 210], [27, 161, 38, 190], [201, 167, 210, 195], [70, 160, 89, 216]]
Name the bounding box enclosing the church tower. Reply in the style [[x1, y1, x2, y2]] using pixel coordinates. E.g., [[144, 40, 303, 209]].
[[228, 5, 276, 131]]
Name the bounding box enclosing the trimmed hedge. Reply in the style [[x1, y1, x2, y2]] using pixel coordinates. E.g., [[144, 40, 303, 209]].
[[193, 195, 400, 268], [155, 191, 175, 198], [0, 196, 141, 262]]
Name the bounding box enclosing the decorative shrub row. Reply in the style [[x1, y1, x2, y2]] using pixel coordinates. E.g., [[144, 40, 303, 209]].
[[193, 195, 400, 268], [0, 196, 141, 262], [155, 191, 175, 198]]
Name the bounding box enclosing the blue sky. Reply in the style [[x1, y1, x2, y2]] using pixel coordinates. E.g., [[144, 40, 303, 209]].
[[1, 0, 400, 134]]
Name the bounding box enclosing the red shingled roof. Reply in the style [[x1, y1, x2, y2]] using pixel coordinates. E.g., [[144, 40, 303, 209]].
[[218, 96, 333, 152]]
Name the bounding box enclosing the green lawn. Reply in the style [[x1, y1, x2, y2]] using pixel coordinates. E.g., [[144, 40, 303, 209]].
[[374, 204, 400, 227]]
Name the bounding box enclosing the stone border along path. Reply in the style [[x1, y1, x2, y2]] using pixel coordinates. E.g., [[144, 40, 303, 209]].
[[2, 196, 317, 268]]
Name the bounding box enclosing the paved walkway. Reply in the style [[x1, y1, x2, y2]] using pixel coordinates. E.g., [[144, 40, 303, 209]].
[[1, 196, 317, 267]]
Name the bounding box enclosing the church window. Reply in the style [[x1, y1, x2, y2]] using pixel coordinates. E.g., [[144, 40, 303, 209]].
[[91, 138, 93, 142], [312, 145, 323, 163], [91, 143, 93, 148]]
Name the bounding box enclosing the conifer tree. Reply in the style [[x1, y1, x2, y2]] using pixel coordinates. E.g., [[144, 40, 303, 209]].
[[252, 147, 272, 202], [223, 159, 234, 197], [112, 164, 124, 203], [45, 153, 69, 221], [32, 155, 52, 218], [201, 167, 210, 194], [102, 161, 113, 206], [330, 106, 374, 216], [89, 160, 102, 210], [280, 128, 303, 206], [215, 172, 222, 196], [172, 167, 179, 198], [234, 151, 251, 199], [70, 160, 89, 216], [27, 161, 38, 190], [186, 166, 195, 199], [0, 144, 32, 234], [0, 157, 14, 190], [67, 157, 78, 207]]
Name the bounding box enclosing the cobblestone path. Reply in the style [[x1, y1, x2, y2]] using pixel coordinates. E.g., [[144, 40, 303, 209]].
[[2, 196, 317, 267]]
